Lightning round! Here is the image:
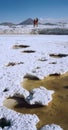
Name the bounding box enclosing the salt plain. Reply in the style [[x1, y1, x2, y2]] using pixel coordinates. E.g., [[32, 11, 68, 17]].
[[0, 34, 68, 130]]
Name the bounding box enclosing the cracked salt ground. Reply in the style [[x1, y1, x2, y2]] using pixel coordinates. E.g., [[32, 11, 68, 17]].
[[0, 107, 39, 130], [25, 87, 54, 106], [0, 35, 68, 130], [40, 124, 63, 130]]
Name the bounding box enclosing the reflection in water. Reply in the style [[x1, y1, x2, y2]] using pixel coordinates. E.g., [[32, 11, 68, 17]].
[[4, 72, 68, 130]]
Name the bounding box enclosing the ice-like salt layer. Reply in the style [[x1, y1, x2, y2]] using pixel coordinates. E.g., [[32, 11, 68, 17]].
[[0, 35, 68, 105], [40, 124, 63, 130], [0, 35, 68, 84], [0, 35, 67, 130], [0, 107, 39, 130], [26, 87, 54, 105]]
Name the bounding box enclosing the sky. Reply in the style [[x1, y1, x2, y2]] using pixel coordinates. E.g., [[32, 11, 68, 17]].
[[0, 0, 68, 23]]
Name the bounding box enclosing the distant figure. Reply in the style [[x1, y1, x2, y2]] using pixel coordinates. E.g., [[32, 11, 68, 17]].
[[33, 18, 38, 27]]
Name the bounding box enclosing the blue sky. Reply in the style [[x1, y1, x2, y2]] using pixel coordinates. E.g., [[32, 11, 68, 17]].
[[0, 0, 68, 23]]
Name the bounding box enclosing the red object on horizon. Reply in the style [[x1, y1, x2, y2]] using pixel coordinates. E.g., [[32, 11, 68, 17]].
[[33, 18, 38, 27]]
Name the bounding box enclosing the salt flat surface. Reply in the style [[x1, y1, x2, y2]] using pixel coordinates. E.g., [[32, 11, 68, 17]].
[[40, 124, 63, 130], [0, 24, 68, 34], [0, 106, 39, 130], [0, 34, 68, 129], [26, 87, 54, 105]]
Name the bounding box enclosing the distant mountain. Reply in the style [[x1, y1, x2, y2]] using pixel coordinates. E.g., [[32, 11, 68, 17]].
[[0, 22, 15, 26], [39, 18, 68, 25], [0, 18, 68, 27], [19, 18, 34, 25]]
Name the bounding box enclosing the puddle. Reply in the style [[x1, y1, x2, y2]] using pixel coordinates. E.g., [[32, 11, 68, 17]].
[[49, 73, 60, 76], [13, 44, 30, 49], [49, 53, 68, 58], [24, 74, 40, 80], [4, 72, 68, 130], [4, 97, 43, 109], [21, 50, 36, 53]]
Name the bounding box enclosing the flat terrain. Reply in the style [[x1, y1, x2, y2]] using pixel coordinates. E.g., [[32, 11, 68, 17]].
[[0, 35, 68, 130]]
